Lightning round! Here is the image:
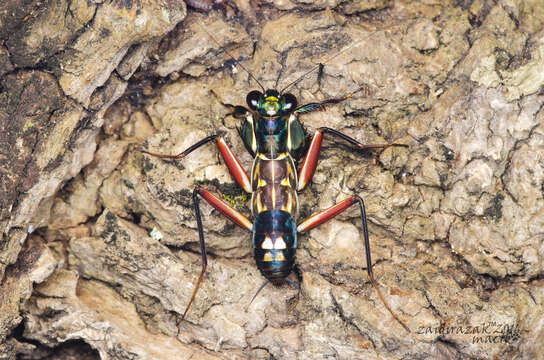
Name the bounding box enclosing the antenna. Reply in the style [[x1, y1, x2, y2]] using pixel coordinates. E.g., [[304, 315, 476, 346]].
[[196, 21, 266, 92], [279, 26, 384, 94]]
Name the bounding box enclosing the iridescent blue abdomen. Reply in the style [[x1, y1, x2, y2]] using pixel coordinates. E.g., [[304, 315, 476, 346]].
[[252, 210, 297, 284]]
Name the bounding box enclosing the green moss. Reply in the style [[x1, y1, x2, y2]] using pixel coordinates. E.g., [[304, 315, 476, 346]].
[[221, 192, 249, 208], [23, 121, 34, 131], [192, 179, 249, 209]]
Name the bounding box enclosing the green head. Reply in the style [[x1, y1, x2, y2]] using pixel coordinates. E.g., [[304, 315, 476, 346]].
[[241, 89, 306, 159], [247, 89, 297, 117]]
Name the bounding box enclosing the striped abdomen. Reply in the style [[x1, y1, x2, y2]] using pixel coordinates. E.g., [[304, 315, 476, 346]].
[[251, 153, 298, 216], [252, 210, 297, 284]]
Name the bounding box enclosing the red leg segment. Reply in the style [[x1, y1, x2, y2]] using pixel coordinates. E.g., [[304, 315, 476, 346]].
[[141, 135, 252, 193], [297, 128, 323, 191], [297, 127, 408, 192], [182, 186, 253, 320], [297, 195, 357, 233], [196, 186, 253, 231], [297, 195, 410, 332], [216, 137, 252, 193]]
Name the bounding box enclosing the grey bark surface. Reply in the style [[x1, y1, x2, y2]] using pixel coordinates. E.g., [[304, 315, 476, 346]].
[[1, 0, 543, 359]]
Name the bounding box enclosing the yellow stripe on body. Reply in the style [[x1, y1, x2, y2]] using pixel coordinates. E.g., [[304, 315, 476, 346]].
[[261, 251, 286, 262], [280, 191, 293, 213], [271, 156, 276, 208], [257, 153, 289, 160], [248, 114, 257, 153], [256, 192, 265, 213]]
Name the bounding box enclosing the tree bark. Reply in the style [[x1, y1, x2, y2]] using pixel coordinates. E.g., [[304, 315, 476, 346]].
[[1, 1, 543, 359]]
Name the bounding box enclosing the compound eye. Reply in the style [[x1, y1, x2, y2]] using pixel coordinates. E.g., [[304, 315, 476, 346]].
[[283, 93, 297, 112], [247, 91, 262, 110]]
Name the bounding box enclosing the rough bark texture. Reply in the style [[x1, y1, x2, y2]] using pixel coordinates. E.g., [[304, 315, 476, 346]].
[[1, 0, 544, 359]]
